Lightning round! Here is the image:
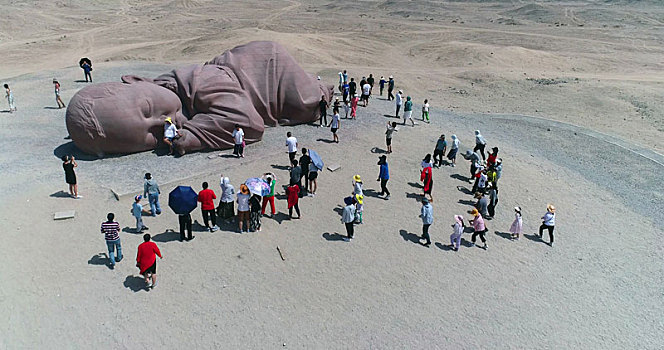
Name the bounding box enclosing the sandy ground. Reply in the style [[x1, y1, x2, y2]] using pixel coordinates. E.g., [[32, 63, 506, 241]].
[[1, 1, 663, 349]]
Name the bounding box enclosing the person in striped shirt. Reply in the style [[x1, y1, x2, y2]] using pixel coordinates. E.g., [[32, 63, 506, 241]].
[[101, 213, 122, 268]]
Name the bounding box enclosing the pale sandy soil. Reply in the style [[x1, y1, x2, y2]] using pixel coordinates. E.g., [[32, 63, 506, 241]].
[[0, 1, 663, 349]]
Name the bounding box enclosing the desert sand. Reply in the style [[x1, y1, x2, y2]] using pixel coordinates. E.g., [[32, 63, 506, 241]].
[[0, 1, 663, 349]]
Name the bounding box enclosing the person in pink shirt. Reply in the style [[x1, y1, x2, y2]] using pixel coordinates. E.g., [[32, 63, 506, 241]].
[[350, 94, 359, 119], [469, 208, 488, 250]]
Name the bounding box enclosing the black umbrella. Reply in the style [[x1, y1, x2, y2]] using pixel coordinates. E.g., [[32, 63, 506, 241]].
[[79, 57, 92, 68]]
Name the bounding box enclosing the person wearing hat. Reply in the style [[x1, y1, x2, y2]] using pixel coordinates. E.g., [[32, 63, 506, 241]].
[[469, 208, 488, 249], [387, 76, 395, 100], [341, 196, 357, 241], [539, 204, 556, 246], [395, 90, 403, 118], [473, 130, 487, 161], [53, 79, 66, 109], [350, 93, 359, 119], [379, 76, 386, 96], [403, 96, 415, 126], [377, 155, 390, 200], [419, 198, 433, 247], [352, 175, 364, 196], [450, 215, 465, 251], [355, 194, 364, 224], [143, 173, 162, 216], [236, 184, 251, 232], [131, 195, 151, 233], [333, 96, 341, 113], [447, 135, 459, 167], [509, 206, 523, 240], [218, 176, 236, 223], [163, 117, 181, 155]]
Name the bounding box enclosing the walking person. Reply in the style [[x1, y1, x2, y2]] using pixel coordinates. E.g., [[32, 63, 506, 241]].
[[261, 173, 276, 217], [473, 130, 487, 160], [349, 77, 357, 97], [308, 159, 319, 196], [419, 198, 433, 247], [377, 155, 390, 200], [342, 80, 350, 103], [62, 155, 80, 198], [198, 182, 219, 232], [350, 93, 359, 119], [367, 74, 375, 93], [450, 215, 465, 251], [143, 173, 162, 216], [81, 60, 93, 82], [218, 176, 235, 223], [232, 124, 245, 158], [395, 90, 402, 117], [236, 184, 251, 232], [509, 206, 522, 240], [420, 164, 434, 202], [343, 100, 350, 118], [132, 195, 151, 232], [447, 134, 459, 167], [330, 110, 340, 143], [487, 184, 498, 218], [163, 117, 180, 155], [433, 135, 447, 168], [385, 122, 397, 154], [341, 196, 356, 242], [136, 234, 162, 289], [286, 182, 301, 219], [403, 96, 415, 126], [53, 79, 66, 108], [289, 159, 302, 196], [179, 211, 194, 242], [379, 76, 386, 96], [249, 194, 262, 232], [387, 76, 395, 100], [539, 204, 556, 246], [101, 213, 122, 268], [286, 131, 298, 165], [318, 95, 328, 127], [469, 209, 488, 249], [474, 192, 489, 218], [421, 99, 430, 123], [4, 84, 16, 112], [361, 81, 371, 107]]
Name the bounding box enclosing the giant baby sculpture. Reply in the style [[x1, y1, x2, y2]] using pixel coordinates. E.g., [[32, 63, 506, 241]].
[[66, 41, 333, 156]]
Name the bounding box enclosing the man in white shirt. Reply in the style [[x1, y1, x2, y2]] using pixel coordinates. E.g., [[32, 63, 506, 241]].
[[231, 124, 244, 158], [395, 90, 403, 118], [361, 83, 371, 107], [286, 131, 298, 166], [163, 117, 180, 155]]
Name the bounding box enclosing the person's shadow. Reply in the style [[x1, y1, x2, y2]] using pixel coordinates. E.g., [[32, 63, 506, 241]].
[[494, 231, 514, 240], [271, 164, 290, 171], [370, 147, 386, 154], [450, 174, 471, 182], [316, 138, 335, 144], [151, 229, 180, 242], [524, 233, 547, 245], [458, 199, 476, 206], [88, 253, 110, 266], [399, 229, 425, 246], [49, 190, 72, 198], [322, 232, 346, 241], [434, 242, 454, 251], [123, 275, 147, 292]]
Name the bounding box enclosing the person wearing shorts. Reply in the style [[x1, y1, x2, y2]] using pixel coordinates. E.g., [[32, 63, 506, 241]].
[[330, 111, 340, 143], [308, 162, 319, 196], [136, 234, 162, 289], [236, 184, 251, 233], [403, 96, 415, 126], [385, 122, 397, 154]]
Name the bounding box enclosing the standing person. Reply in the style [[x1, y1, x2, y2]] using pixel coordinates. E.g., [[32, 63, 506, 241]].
[[355, 194, 364, 224], [367, 74, 375, 93], [487, 184, 498, 218], [403, 96, 415, 126], [421, 154, 433, 169], [341, 196, 356, 242], [495, 158, 503, 180], [422, 99, 430, 123], [132, 195, 150, 232], [395, 90, 403, 117], [419, 198, 433, 247], [81, 60, 93, 82], [101, 213, 122, 268], [62, 155, 80, 198], [433, 135, 447, 168], [289, 159, 302, 196], [377, 155, 390, 200], [385, 122, 397, 154], [232, 124, 245, 158], [342, 80, 350, 103], [136, 234, 162, 289], [286, 132, 298, 165], [420, 164, 434, 202], [330, 110, 340, 143], [218, 176, 235, 223], [509, 206, 523, 240], [53, 79, 66, 109], [379, 76, 386, 96], [447, 134, 459, 167], [143, 173, 162, 216], [539, 204, 556, 246], [318, 95, 328, 127], [387, 76, 395, 100], [333, 96, 341, 112], [249, 194, 262, 232], [261, 173, 277, 217], [450, 215, 465, 251], [286, 182, 301, 219], [474, 130, 487, 160], [352, 175, 364, 196], [474, 192, 489, 218], [179, 211, 194, 242], [487, 147, 499, 167], [349, 77, 357, 97], [308, 159, 319, 196], [471, 169, 488, 195], [236, 184, 251, 232], [299, 149, 311, 196], [197, 182, 219, 232], [163, 117, 180, 155], [342, 70, 348, 84], [350, 94, 359, 119], [361, 81, 371, 107], [4, 84, 16, 112], [359, 77, 367, 90], [469, 209, 488, 249], [343, 99, 350, 118]]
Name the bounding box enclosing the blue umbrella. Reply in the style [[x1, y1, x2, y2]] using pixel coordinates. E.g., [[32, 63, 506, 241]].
[[309, 149, 324, 171], [168, 186, 198, 215]]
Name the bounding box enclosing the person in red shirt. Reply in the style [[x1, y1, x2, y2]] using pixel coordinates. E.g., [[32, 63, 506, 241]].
[[198, 182, 219, 232], [286, 182, 300, 219], [487, 147, 499, 167], [420, 166, 434, 202], [136, 234, 162, 289]]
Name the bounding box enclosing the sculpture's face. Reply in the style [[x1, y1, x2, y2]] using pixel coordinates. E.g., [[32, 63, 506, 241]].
[[66, 82, 183, 155]]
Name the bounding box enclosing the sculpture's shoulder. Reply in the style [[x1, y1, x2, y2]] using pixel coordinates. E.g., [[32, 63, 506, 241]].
[[205, 41, 293, 67]]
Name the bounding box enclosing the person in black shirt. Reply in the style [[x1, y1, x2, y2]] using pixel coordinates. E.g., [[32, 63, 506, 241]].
[[359, 77, 367, 90], [299, 148, 311, 196], [367, 74, 375, 93], [387, 76, 395, 100], [318, 95, 328, 127], [62, 155, 80, 198], [349, 78, 357, 97]]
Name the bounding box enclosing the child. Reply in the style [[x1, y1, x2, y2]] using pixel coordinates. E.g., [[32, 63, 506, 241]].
[[249, 194, 262, 232], [509, 206, 523, 240], [352, 175, 363, 196], [54, 79, 66, 109], [286, 182, 301, 219], [132, 195, 151, 232], [330, 110, 340, 143], [355, 194, 364, 224], [422, 99, 430, 123]]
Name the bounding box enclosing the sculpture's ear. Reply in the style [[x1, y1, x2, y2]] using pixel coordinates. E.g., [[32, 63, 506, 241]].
[[121, 75, 155, 84]]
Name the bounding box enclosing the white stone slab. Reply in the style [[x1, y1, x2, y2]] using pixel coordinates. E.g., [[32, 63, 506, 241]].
[[54, 210, 76, 220]]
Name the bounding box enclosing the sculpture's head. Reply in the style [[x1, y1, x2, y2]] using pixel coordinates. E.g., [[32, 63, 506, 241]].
[[66, 81, 184, 156]]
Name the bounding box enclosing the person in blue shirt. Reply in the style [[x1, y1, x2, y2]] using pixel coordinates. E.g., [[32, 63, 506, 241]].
[[433, 134, 447, 168], [377, 155, 390, 200], [379, 76, 386, 96]]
